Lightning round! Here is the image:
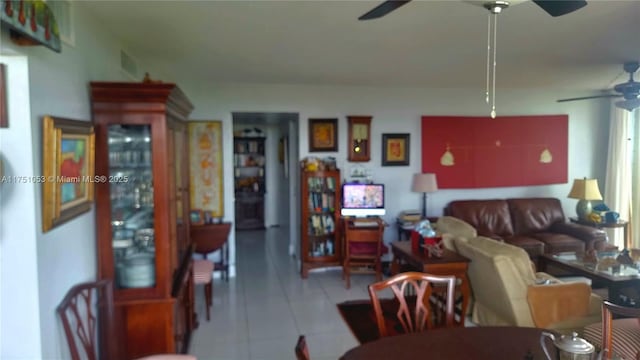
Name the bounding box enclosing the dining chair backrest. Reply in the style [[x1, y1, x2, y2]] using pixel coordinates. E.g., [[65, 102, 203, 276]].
[[57, 279, 117, 360], [57, 279, 198, 360], [367, 271, 456, 338], [295, 335, 310, 360], [600, 300, 640, 360]]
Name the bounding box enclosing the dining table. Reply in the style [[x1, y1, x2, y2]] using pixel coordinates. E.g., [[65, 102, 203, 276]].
[[340, 326, 555, 360]]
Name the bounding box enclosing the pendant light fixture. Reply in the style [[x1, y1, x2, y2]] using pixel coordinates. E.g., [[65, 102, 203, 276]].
[[484, 1, 509, 119]]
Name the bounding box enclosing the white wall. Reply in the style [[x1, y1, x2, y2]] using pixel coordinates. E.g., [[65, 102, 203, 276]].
[[0, 55, 42, 360], [180, 82, 610, 252], [0, 4, 162, 358]]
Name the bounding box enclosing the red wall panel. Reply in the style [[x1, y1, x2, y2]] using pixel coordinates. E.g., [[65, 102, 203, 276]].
[[421, 115, 568, 188]]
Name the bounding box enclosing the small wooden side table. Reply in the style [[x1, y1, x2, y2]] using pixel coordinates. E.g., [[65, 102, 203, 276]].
[[190, 222, 232, 281], [569, 217, 629, 249], [395, 217, 438, 241], [390, 241, 471, 326]]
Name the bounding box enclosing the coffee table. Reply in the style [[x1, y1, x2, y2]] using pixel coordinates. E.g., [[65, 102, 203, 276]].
[[539, 252, 640, 306], [390, 241, 471, 325]]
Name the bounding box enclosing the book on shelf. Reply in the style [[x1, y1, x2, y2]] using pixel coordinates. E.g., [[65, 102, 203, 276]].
[[307, 193, 335, 211], [308, 214, 335, 235]]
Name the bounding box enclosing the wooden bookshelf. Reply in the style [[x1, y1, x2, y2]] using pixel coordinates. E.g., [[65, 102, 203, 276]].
[[300, 169, 341, 278]]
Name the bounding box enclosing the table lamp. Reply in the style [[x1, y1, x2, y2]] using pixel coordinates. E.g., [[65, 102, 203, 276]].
[[411, 173, 438, 218], [567, 178, 602, 221]]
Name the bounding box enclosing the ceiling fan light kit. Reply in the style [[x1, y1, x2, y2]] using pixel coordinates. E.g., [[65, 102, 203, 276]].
[[359, 0, 591, 115], [558, 61, 640, 111], [616, 98, 640, 112]]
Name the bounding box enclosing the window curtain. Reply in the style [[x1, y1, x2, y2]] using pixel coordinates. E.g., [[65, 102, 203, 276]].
[[603, 104, 632, 249]]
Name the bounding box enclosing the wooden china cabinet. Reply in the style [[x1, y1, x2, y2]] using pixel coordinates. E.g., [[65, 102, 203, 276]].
[[90, 82, 195, 359]]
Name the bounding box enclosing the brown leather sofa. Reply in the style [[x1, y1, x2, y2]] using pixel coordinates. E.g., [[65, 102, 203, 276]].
[[445, 198, 608, 259]]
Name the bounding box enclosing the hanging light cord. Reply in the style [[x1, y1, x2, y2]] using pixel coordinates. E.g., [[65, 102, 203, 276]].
[[491, 12, 498, 119], [485, 13, 491, 104]]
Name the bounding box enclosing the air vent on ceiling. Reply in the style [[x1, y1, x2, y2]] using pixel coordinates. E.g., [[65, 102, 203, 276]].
[[120, 50, 138, 79], [46, 0, 74, 46]]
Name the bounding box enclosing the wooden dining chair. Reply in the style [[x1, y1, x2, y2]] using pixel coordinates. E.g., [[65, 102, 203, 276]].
[[294, 335, 311, 360], [367, 271, 456, 338], [342, 217, 387, 289], [599, 300, 640, 360], [191, 222, 232, 321], [193, 258, 214, 321], [57, 279, 196, 360]]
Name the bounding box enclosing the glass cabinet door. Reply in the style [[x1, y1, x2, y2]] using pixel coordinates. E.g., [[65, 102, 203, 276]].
[[109, 125, 156, 289]]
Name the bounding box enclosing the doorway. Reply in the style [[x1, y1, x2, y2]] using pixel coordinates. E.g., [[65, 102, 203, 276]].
[[231, 112, 300, 256]]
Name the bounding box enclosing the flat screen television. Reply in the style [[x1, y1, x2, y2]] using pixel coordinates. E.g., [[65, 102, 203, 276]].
[[340, 183, 385, 217]]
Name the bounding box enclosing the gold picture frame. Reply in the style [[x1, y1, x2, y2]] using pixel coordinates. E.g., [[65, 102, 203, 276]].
[[42, 116, 95, 232], [188, 120, 224, 217]]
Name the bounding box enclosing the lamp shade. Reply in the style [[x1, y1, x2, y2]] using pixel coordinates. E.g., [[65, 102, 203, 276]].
[[411, 173, 438, 193], [567, 178, 602, 200]]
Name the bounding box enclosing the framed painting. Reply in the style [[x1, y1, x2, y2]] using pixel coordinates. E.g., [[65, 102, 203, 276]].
[[188, 120, 224, 217], [42, 116, 95, 232], [1, 0, 62, 53], [0, 63, 7, 128], [421, 115, 568, 188], [309, 118, 338, 152], [189, 209, 204, 226], [382, 133, 410, 166]]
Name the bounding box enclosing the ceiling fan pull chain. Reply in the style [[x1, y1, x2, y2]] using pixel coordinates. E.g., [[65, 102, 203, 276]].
[[490, 12, 498, 119], [485, 12, 491, 104]]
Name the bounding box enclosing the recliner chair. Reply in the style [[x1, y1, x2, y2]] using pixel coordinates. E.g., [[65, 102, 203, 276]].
[[453, 235, 602, 334]]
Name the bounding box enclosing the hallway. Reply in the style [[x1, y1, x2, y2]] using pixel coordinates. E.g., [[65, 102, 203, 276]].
[[189, 227, 373, 360]]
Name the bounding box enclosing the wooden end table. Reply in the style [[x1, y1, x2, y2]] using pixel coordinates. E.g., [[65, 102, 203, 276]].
[[395, 216, 438, 241], [390, 241, 471, 326], [569, 217, 629, 249]]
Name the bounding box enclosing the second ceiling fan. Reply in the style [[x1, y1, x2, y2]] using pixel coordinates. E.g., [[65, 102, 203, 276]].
[[558, 62, 640, 111], [358, 0, 588, 20]]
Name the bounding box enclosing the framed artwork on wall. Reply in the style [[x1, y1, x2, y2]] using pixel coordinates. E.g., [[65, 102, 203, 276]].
[[188, 120, 224, 217], [0, 63, 7, 128], [382, 133, 410, 166], [1, 0, 62, 53], [420, 115, 568, 188], [42, 115, 95, 232], [309, 118, 338, 152]]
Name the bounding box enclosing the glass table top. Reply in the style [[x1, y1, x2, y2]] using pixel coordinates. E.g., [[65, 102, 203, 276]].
[[550, 251, 640, 279]]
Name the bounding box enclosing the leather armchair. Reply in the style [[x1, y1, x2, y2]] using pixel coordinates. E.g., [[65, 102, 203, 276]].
[[454, 235, 602, 334]]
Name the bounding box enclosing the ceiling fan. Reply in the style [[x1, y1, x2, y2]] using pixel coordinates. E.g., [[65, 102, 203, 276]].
[[358, 0, 588, 20], [358, 0, 589, 118], [557, 62, 640, 111]]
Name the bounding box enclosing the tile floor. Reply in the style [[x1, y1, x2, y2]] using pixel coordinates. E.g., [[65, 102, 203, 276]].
[[189, 227, 372, 360]]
